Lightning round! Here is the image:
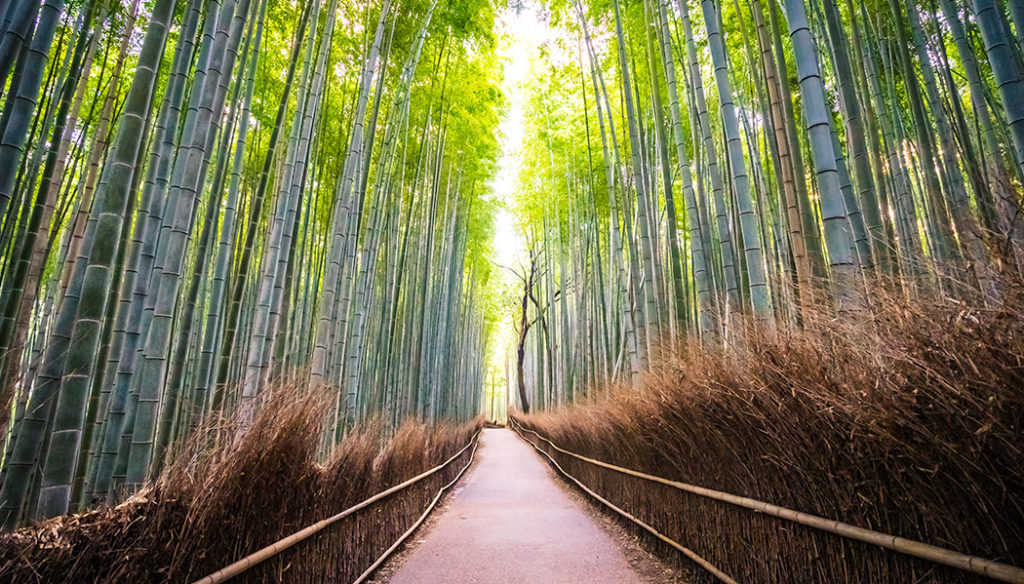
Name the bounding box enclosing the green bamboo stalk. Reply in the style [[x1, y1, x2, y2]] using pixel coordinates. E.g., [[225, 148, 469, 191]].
[[782, 0, 861, 308]]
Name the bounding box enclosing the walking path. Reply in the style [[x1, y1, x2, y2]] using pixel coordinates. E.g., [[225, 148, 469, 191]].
[[383, 428, 676, 584]]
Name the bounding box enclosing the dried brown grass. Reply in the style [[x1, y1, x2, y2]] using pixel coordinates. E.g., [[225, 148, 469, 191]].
[[517, 281, 1024, 583], [0, 383, 481, 583]]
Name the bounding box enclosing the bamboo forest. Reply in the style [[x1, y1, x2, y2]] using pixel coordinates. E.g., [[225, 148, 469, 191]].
[[0, 0, 1022, 582]]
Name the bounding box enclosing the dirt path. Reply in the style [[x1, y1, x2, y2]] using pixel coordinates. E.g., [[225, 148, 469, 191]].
[[382, 428, 680, 584]]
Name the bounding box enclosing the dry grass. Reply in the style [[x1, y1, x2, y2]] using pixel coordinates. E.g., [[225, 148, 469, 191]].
[[517, 280, 1024, 583], [0, 383, 481, 583]]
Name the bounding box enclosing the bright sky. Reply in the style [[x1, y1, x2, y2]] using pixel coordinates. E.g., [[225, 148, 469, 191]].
[[483, 0, 558, 418], [489, 2, 539, 268], [483, 1, 603, 417], [489, 0, 583, 266]]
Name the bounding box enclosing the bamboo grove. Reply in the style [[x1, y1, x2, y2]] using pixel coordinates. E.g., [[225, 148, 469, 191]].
[[505, 0, 1024, 413], [0, 0, 502, 527], [1, 0, 1023, 537]]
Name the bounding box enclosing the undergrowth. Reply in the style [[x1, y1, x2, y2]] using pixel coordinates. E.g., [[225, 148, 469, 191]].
[[517, 281, 1024, 583], [0, 385, 481, 583]]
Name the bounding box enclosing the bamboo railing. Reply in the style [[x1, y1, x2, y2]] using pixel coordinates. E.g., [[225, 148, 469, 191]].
[[190, 431, 480, 584], [510, 418, 1024, 584], [510, 419, 738, 583]]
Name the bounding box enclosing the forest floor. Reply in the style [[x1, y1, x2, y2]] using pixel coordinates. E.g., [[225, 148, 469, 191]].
[[373, 428, 685, 584]]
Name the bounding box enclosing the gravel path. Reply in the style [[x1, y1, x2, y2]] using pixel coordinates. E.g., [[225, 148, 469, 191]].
[[383, 428, 677, 584]]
